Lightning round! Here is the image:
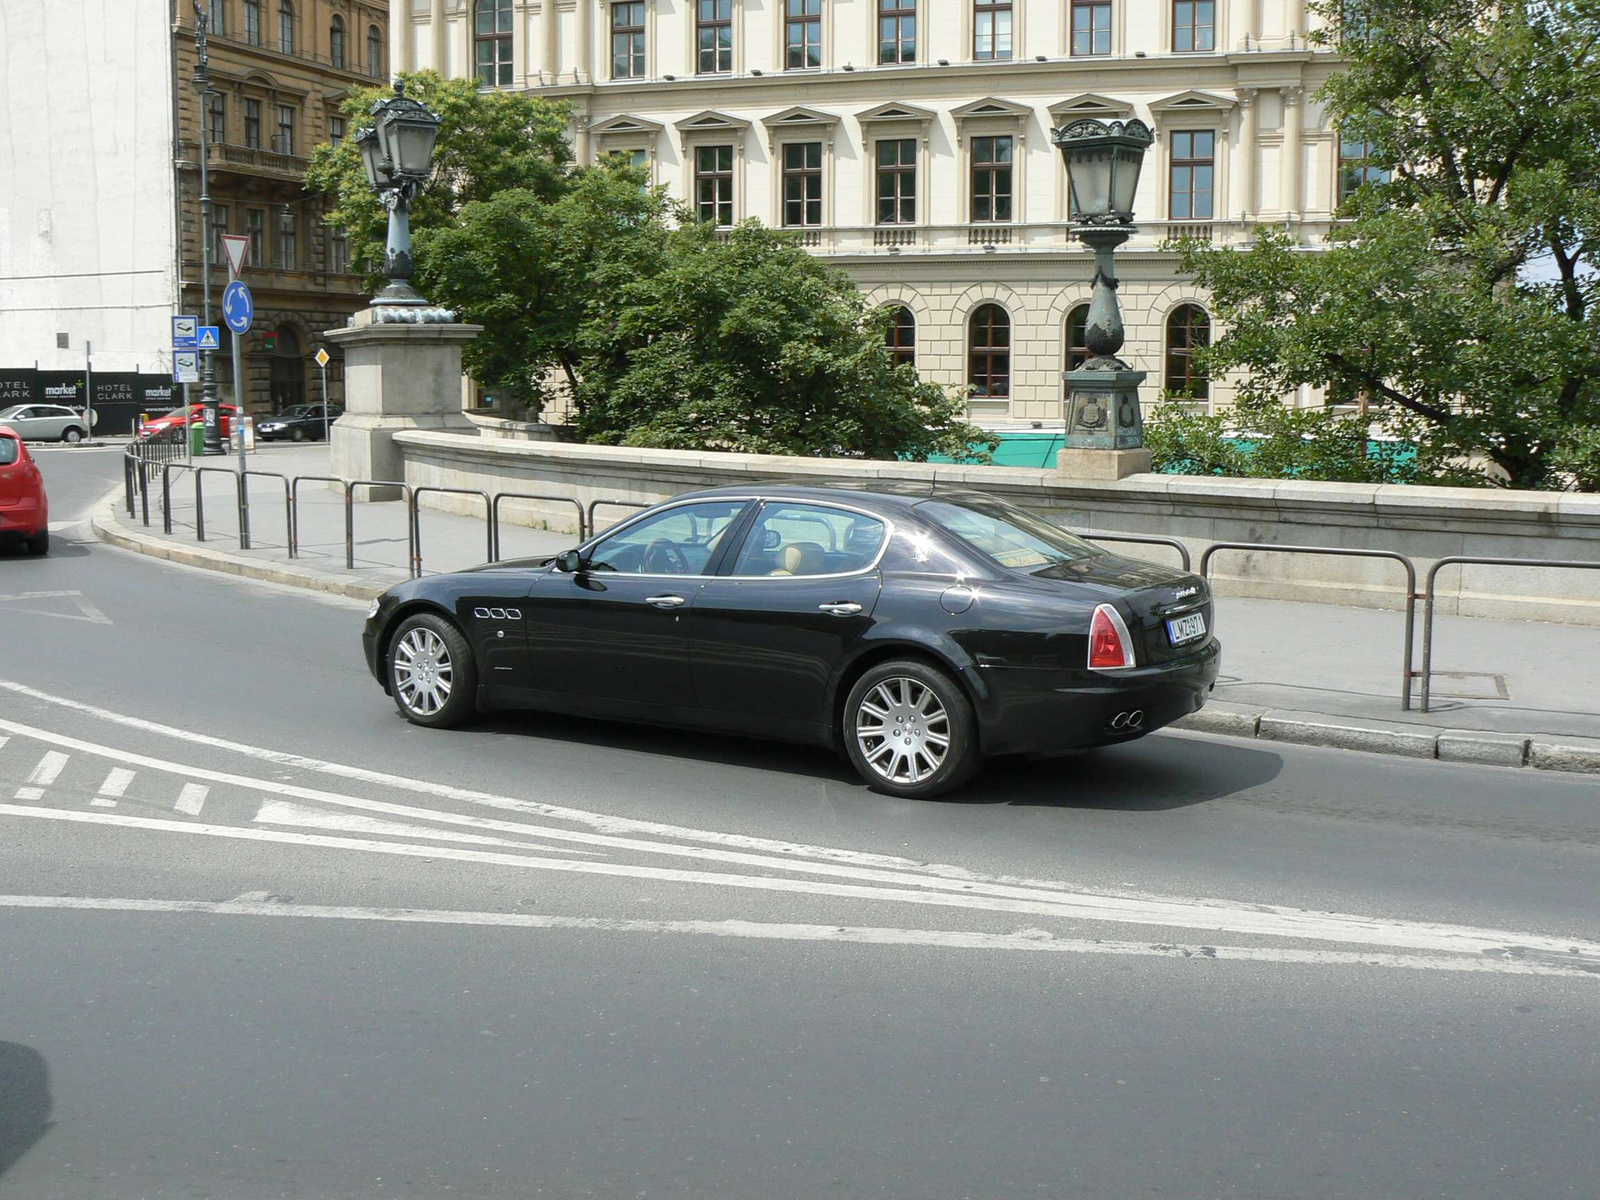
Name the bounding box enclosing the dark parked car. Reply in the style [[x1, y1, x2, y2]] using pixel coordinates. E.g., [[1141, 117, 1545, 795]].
[[361, 484, 1221, 798], [257, 403, 342, 442]]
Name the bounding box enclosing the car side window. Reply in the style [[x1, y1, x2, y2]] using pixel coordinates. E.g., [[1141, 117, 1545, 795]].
[[880, 525, 974, 577], [585, 501, 748, 576], [729, 503, 886, 578], [0, 436, 18, 465]]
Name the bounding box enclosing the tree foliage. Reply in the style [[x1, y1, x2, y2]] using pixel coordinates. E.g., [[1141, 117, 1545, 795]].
[[1177, 0, 1600, 490]]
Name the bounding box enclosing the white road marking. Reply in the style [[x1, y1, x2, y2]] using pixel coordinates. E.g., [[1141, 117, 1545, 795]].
[[97, 767, 135, 797], [254, 800, 602, 855], [0, 893, 1588, 978], [0, 800, 1594, 969], [14, 788, 44, 801], [0, 593, 111, 626], [26, 751, 69, 787], [174, 783, 208, 815]]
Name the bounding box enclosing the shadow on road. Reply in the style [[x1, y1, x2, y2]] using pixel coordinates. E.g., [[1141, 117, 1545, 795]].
[[0, 536, 91, 560], [460, 711, 1282, 812], [0, 1042, 52, 1181]]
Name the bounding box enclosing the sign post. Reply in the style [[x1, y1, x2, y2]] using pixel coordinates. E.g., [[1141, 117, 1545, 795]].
[[84, 341, 94, 443], [315, 346, 331, 442], [221, 235, 255, 547]]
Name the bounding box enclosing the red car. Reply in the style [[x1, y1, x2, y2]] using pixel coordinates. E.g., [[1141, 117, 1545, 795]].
[[137, 403, 239, 440], [0, 425, 49, 556]]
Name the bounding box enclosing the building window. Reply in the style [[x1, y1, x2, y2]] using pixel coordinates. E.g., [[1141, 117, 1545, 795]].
[[1071, 0, 1110, 55], [782, 142, 823, 227], [612, 3, 646, 78], [274, 104, 295, 155], [970, 135, 1013, 223], [1339, 135, 1390, 201], [209, 0, 227, 37], [785, 0, 822, 70], [246, 209, 266, 267], [243, 0, 261, 45], [876, 138, 916, 224], [1173, 0, 1214, 52], [698, 0, 732, 74], [277, 209, 298, 269], [1066, 303, 1091, 371], [1165, 305, 1210, 398], [207, 93, 226, 143], [1169, 130, 1214, 219], [476, 0, 514, 86], [887, 306, 915, 368], [278, 0, 294, 53], [209, 204, 230, 265], [968, 304, 1010, 398], [695, 144, 734, 226], [329, 15, 346, 67], [974, 0, 1012, 61], [879, 0, 916, 64], [328, 115, 345, 146], [328, 228, 350, 275], [244, 99, 262, 149], [368, 25, 383, 77]]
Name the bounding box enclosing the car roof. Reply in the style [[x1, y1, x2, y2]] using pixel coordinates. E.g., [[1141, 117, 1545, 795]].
[[680, 479, 1001, 517]]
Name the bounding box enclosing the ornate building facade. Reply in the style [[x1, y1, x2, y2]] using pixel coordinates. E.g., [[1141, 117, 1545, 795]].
[[175, 0, 389, 412], [391, 0, 1347, 425]]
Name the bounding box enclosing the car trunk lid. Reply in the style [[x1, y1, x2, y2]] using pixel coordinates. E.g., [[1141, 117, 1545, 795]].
[[1028, 552, 1213, 665]]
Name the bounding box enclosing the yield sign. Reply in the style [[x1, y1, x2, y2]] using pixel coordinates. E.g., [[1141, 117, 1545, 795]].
[[220, 233, 250, 279]]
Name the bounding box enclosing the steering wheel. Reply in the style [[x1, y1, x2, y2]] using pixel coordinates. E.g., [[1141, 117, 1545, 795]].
[[643, 539, 691, 575]]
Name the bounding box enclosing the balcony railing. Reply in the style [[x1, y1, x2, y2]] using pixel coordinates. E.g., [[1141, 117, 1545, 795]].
[[206, 141, 311, 178], [761, 217, 1286, 256]]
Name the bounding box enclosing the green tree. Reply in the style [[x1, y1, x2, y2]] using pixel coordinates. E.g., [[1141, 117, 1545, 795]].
[[1176, 0, 1600, 489], [415, 160, 674, 416], [304, 70, 572, 287], [572, 221, 991, 462]]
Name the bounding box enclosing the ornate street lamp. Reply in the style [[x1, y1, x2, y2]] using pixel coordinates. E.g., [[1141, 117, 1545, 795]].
[[357, 81, 452, 320], [1050, 118, 1155, 472]]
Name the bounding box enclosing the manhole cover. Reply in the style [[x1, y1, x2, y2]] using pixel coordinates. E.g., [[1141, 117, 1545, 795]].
[[1430, 671, 1510, 700]]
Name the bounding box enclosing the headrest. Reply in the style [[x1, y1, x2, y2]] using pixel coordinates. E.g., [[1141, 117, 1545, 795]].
[[773, 541, 827, 576]]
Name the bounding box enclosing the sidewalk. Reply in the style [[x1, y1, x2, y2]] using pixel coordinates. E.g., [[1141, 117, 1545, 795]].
[[95, 444, 1600, 775]]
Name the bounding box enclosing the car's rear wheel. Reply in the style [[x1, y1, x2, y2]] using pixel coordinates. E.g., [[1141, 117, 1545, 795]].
[[26, 531, 49, 556], [290, 426, 307, 442], [843, 660, 982, 799], [62, 427, 84, 444], [388, 613, 476, 727]]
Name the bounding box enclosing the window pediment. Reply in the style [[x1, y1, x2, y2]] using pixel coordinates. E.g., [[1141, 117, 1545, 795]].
[[761, 106, 839, 151], [1047, 93, 1133, 121], [1149, 90, 1236, 116], [592, 114, 666, 138], [856, 101, 938, 126], [951, 97, 1032, 122]]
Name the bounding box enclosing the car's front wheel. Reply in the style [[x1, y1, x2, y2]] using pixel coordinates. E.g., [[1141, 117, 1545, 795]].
[[290, 426, 307, 442], [843, 660, 982, 799], [62, 427, 84, 444], [387, 613, 477, 727]]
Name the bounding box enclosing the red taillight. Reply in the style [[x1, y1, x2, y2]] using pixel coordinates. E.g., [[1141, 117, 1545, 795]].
[[1088, 603, 1135, 670]]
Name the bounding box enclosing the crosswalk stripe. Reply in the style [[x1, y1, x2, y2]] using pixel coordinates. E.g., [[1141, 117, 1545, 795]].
[[15, 751, 68, 800], [175, 783, 208, 816], [93, 767, 136, 808]]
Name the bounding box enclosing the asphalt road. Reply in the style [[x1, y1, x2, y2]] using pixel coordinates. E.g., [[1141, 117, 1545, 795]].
[[1, 449, 1596, 1200]]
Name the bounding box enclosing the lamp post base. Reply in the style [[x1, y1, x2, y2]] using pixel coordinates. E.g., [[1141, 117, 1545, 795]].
[[1057, 447, 1153, 480]]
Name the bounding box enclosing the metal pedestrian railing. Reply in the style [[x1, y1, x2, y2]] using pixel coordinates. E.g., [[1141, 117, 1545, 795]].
[[1200, 542, 1421, 710], [1083, 532, 1193, 572], [344, 480, 413, 571], [489, 492, 588, 561], [193, 467, 248, 549], [410, 486, 492, 577], [587, 498, 650, 535]]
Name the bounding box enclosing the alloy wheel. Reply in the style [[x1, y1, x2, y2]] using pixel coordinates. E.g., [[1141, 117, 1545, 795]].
[[855, 676, 950, 785], [393, 626, 454, 717]]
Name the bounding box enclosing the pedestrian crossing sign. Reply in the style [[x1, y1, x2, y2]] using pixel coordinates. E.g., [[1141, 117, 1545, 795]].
[[197, 326, 221, 351]]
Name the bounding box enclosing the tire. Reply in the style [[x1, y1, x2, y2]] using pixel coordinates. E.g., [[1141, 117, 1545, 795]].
[[26, 531, 49, 556], [62, 427, 84, 444], [290, 426, 307, 442], [843, 659, 982, 799], [387, 612, 477, 728]]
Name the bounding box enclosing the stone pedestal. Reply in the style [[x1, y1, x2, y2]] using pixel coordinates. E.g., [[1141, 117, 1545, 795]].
[[1059, 366, 1151, 479], [1057, 446, 1153, 480], [325, 308, 483, 492]]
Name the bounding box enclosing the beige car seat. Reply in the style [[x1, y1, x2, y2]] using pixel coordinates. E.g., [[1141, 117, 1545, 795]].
[[769, 541, 827, 576]]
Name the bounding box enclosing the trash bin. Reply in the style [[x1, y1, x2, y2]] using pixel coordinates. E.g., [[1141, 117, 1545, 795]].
[[189, 419, 205, 456]]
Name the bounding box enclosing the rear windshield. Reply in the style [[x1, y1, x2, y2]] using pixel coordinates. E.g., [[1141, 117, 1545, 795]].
[[915, 496, 1103, 574], [0, 436, 18, 466]]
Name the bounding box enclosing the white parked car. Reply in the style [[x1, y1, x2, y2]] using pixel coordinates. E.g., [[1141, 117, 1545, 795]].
[[0, 404, 89, 443]]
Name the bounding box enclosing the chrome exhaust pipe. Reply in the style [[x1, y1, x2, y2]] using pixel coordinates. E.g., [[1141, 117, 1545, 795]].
[[1109, 710, 1146, 731]]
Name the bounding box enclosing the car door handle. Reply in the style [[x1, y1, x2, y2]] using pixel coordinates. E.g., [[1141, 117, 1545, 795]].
[[646, 594, 687, 609], [818, 601, 863, 616]]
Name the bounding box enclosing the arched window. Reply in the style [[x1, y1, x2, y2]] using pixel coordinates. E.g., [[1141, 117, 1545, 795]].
[[968, 304, 1010, 398], [1164, 305, 1210, 398], [886, 306, 916, 368], [367, 25, 384, 78], [329, 15, 345, 68], [243, 0, 262, 46], [1065, 303, 1091, 372], [476, 0, 514, 86], [278, 0, 294, 53]]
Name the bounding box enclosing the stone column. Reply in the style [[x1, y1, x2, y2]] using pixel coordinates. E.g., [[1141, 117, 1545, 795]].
[[1286, 0, 1306, 44], [541, 0, 559, 82], [326, 309, 483, 488], [393, 0, 415, 73], [1280, 86, 1303, 220], [431, 0, 448, 73], [575, 0, 592, 83], [458, 2, 474, 81], [1241, 0, 1258, 48], [1236, 88, 1258, 220], [511, 0, 530, 85]]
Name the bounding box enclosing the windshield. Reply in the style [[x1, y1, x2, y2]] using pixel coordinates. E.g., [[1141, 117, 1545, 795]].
[[0, 406, 26, 421], [916, 496, 1103, 573]]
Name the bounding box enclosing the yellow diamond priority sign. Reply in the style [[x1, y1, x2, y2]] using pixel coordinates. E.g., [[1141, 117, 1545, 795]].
[[314, 347, 330, 368]]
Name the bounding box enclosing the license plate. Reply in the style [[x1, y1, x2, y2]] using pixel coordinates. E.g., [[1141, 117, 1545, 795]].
[[1166, 612, 1207, 646]]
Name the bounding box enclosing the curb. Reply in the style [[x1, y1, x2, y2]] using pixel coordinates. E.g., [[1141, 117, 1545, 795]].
[[1172, 702, 1600, 776], [90, 495, 387, 602]]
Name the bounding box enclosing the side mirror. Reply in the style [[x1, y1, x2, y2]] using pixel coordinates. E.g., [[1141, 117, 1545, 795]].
[[555, 549, 584, 574]]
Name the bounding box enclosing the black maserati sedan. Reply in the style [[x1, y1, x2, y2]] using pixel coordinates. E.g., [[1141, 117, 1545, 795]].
[[361, 483, 1220, 798]]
